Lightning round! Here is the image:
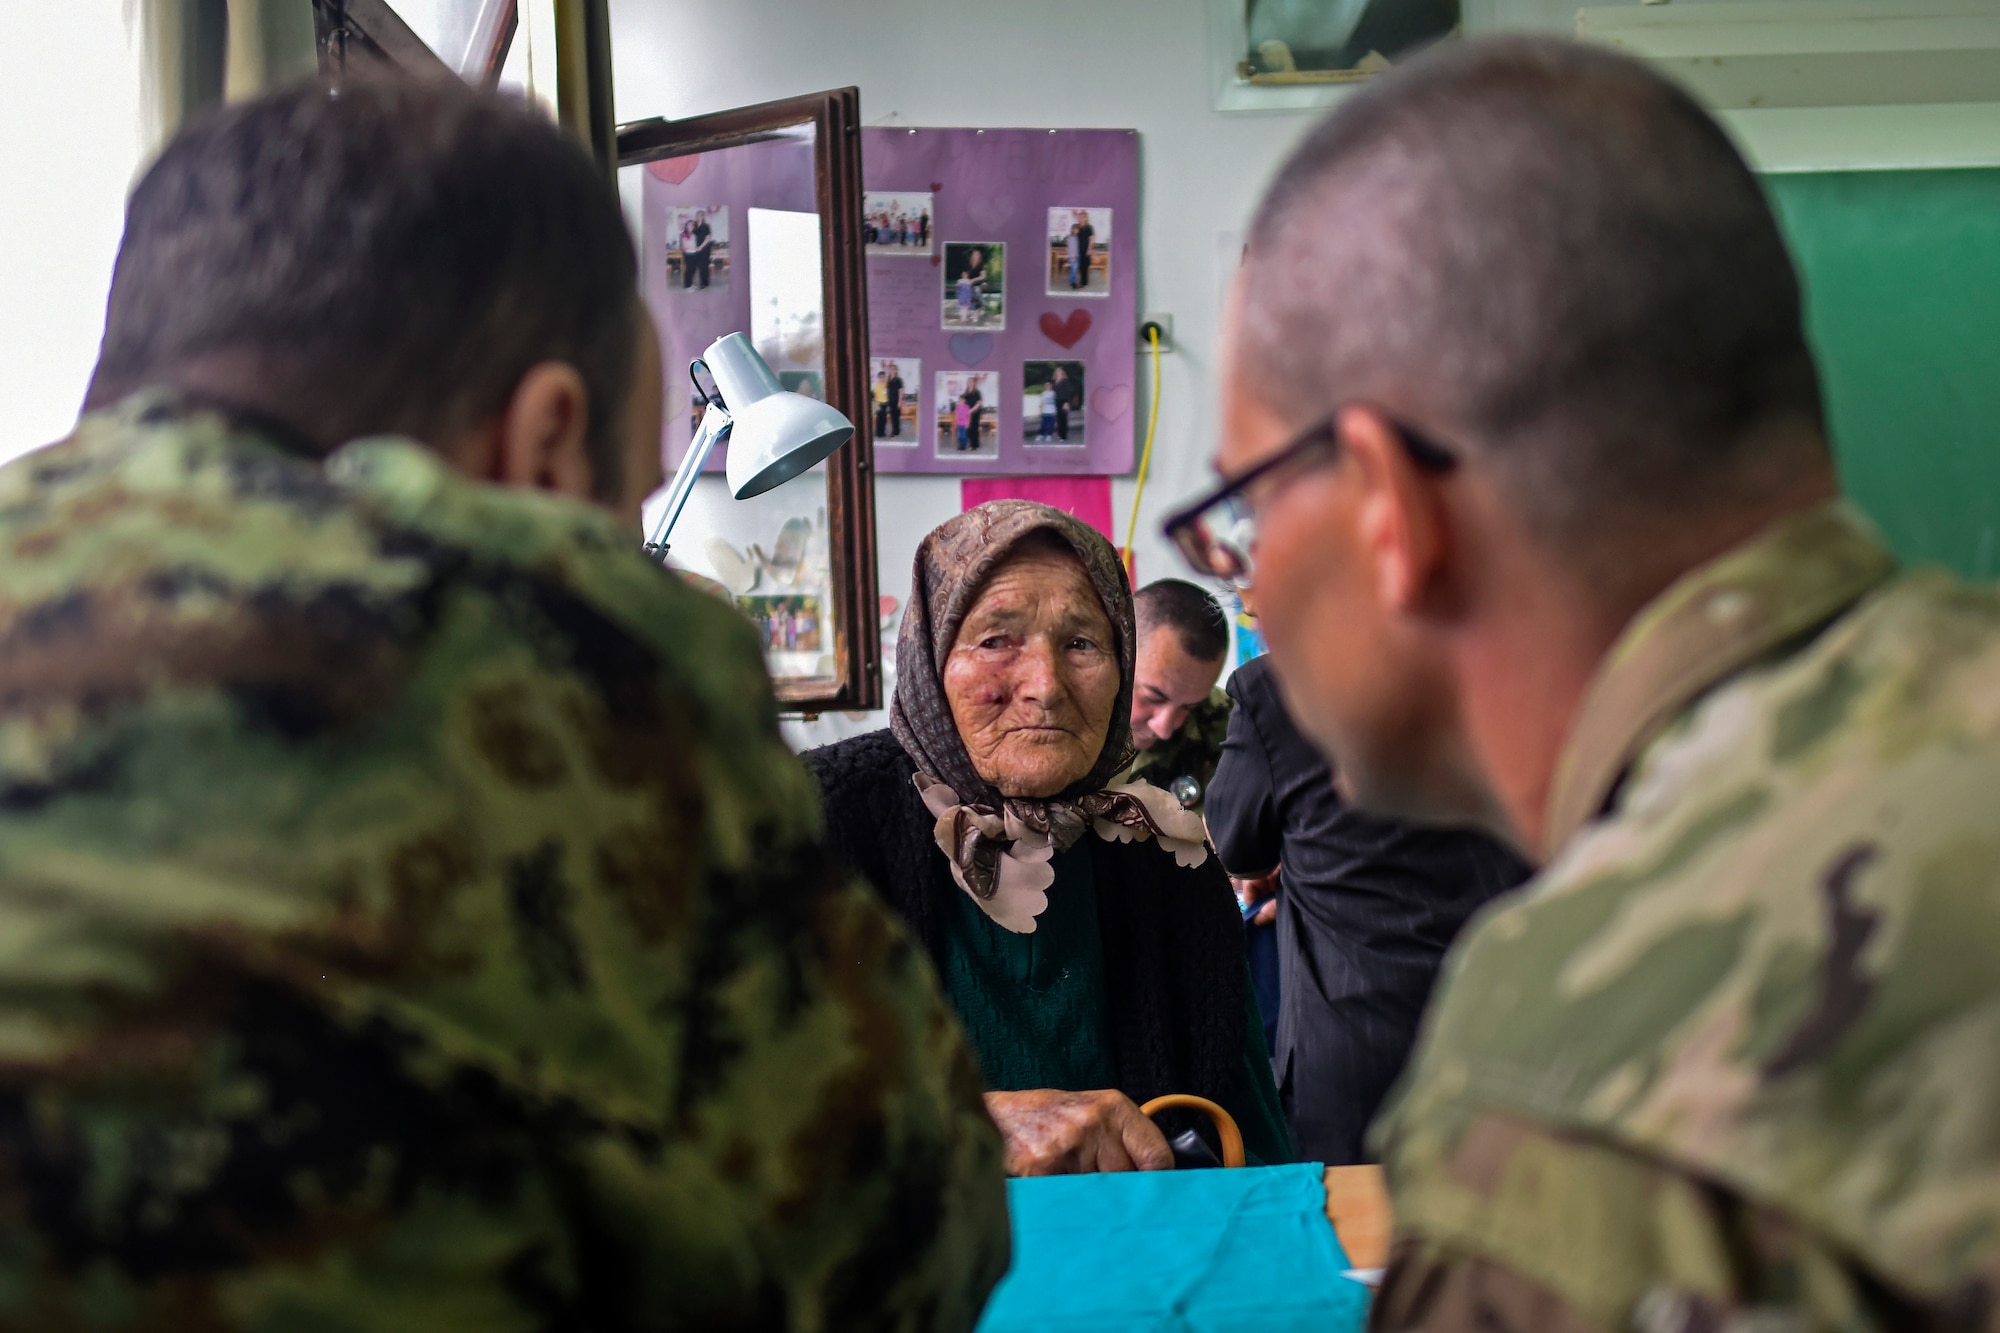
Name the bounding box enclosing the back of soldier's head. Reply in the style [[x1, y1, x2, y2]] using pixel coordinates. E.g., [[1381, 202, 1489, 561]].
[[86, 76, 637, 496], [1136, 579, 1229, 665], [1237, 38, 1827, 567]]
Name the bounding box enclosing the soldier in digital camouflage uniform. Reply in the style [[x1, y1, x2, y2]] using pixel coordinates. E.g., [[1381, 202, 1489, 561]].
[[1120, 579, 1233, 812], [0, 79, 1006, 1331], [1122, 690, 1231, 810], [1208, 36, 2000, 1332]]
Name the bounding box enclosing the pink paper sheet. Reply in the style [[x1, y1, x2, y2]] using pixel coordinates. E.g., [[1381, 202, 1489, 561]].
[[961, 476, 1116, 543]]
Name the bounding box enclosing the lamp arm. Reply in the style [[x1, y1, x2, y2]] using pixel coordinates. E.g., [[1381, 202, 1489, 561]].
[[643, 406, 732, 561]]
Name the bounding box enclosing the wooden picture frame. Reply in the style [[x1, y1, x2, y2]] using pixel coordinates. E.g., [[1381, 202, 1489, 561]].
[[619, 90, 882, 713]]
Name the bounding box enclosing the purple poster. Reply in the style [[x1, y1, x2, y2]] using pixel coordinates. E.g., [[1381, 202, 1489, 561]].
[[861, 127, 1139, 475], [642, 126, 1139, 478]]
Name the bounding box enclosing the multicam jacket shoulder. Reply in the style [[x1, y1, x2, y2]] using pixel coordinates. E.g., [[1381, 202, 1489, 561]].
[[0, 395, 1007, 1332], [1375, 505, 2000, 1332], [1123, 688, 1232, 811]]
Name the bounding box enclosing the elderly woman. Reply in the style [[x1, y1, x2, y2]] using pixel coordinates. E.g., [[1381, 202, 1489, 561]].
[[806, 501, 1288, 1174]]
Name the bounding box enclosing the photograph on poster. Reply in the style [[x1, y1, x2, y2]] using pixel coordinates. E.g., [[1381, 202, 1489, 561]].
[[1046, 208, 1110, 296], [738, 592, 825, 671], [780, 370, 824, 400], [942, 242, 1005, 329], [666, 206, 729, 291], [870, 357, 919, 444], [863, 191, 933, 255], [936, 369, 1001, 459], [1023, 361, 1087, 444]]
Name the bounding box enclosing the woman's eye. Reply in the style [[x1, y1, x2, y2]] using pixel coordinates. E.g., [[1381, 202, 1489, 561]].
[[980, 636, 1009, 650]]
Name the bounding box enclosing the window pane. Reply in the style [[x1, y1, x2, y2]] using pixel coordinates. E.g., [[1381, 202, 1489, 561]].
[[380, 0, 510, 79]]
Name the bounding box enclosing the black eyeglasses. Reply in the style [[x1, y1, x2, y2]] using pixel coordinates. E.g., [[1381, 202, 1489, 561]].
[[1162, 408, 1459, 590]]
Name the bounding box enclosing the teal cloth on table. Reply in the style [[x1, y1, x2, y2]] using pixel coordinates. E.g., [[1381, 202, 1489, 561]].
[[975, 1163, 1370, 1332], [940, 844, 1292, 1165]]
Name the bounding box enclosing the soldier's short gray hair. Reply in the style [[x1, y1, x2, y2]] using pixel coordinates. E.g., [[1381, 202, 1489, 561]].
[[1238, 38, 1827, 559]]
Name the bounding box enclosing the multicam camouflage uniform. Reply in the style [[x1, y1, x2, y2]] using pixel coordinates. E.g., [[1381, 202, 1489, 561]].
[[1373, 504, 2000, 1331], [1122, 688, 1232, 812], [0, 394, 1008, 1332]]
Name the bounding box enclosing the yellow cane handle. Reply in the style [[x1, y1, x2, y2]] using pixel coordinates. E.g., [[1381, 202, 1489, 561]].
[[1139, 1094, 1246, 1168]]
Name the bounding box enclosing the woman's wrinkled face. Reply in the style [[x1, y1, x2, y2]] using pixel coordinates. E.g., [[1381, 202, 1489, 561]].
[[944, 544, 1121, 798]]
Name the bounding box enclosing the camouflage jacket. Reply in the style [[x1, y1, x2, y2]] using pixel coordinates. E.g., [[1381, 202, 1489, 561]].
[[1121, 688, 1232, 812], [0, 395, 1008, 1332], [1373, 504, 2000, 1333]]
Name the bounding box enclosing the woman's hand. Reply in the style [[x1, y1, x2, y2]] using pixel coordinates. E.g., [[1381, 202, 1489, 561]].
[[983, 1089, 1174, 1176]]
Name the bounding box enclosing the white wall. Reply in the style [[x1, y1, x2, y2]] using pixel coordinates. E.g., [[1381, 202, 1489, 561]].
[[0, 9, 146, 461]]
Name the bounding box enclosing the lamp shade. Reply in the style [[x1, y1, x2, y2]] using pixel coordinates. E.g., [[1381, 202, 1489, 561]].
[[699, 332, 854, 499]]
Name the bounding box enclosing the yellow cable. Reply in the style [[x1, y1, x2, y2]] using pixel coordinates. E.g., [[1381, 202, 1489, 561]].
[[1123, 326, 1164, 580]]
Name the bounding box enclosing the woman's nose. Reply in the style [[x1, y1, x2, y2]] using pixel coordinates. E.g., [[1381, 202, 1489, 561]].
[[1013, 642, 1065, 705]]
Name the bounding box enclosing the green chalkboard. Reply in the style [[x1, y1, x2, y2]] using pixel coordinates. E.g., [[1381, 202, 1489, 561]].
[[1766, 169, 2000, 579]]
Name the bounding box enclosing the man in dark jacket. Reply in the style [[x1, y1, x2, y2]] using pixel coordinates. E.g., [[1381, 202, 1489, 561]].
[[1206, 654, 1530, 1164]]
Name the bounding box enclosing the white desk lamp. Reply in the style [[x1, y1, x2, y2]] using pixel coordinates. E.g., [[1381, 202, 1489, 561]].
[[643, 332, 855, 561]]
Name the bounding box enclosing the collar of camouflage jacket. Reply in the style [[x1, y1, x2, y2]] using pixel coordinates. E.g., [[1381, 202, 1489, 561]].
[[1542, 502, 1898, 860]]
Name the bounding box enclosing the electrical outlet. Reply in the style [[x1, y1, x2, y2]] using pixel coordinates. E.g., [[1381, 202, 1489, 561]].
[[1138, 313, 1174, 351]]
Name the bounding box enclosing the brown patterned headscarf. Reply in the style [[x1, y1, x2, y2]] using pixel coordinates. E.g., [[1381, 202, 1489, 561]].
[[890, 501, 1207, 932]]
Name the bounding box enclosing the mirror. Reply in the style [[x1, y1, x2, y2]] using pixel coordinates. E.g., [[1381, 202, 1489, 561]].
[[620, 91, 880, 713]]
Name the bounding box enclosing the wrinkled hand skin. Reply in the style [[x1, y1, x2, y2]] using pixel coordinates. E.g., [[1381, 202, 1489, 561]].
[[985, 1088, 1174, 1175]]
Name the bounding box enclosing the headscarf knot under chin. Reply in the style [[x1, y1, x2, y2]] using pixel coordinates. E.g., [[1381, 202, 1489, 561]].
[[914, 774, 1208, 933]]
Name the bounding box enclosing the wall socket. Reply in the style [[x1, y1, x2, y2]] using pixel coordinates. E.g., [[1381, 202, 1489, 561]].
[[1138, 313, 1174, 351]]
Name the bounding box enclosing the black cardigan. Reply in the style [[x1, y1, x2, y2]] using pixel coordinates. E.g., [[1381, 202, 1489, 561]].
[[804, 730, 1248, 1111]]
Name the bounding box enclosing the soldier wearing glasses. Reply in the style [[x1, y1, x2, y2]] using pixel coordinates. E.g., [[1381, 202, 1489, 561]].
[[1171, 37, 2000, 1333]]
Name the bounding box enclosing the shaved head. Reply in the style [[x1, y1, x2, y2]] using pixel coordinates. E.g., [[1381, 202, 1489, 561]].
[[1237, 38, 1827, 574]]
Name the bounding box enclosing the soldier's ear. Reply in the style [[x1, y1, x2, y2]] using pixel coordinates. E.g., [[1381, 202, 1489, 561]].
[[478, 361, 595, 501]]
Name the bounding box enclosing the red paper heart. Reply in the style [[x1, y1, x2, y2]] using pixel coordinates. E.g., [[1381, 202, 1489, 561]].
[[930, 181, 944, 193], [647, 155, 700, 185], [1039, 309, 1092, 349]]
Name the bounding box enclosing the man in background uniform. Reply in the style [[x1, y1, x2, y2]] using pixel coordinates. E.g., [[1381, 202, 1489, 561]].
[[1122, 578, 1232, 811], [1204, 36, 2000, 1330], [0, 79, 1006, 1331]]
